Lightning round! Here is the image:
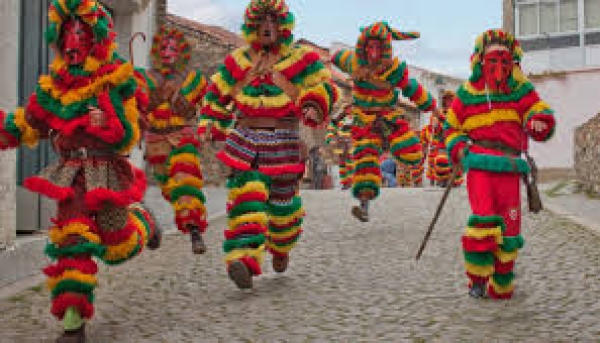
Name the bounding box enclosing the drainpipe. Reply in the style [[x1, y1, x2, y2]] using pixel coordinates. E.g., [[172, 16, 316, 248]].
[[579, 0, 586, 67]]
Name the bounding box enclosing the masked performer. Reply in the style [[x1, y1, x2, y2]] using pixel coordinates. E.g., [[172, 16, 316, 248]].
[[444, 29, 555, 299], [409, 130, 425, 187], [0, 1, 161, 341], [325, 104, 354, 190], [136, 26, 209, 254], [198, 0, 338, 289], [332, 22, 436, 221]]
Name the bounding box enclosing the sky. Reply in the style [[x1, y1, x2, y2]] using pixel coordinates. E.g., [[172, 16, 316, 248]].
[[169, 0, 502, 79]]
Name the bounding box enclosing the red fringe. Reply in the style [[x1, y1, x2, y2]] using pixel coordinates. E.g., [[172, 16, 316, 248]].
[[98, 220, 136, 245], [466, 272, 489, 285], [353, 148, 380, 160], [527, 113, 555, 141], [392, 142, 422, 156], [201, 105, 233, 121], [354, 85, 394, 98], [0, 130, 19, 149], [269, 217, 302, 230], [24, 176, 74, 201], [238, 256, 262, 276], [85, 91, 125, 144], [168, 163, 202, 179], [269, 229, 302, 244], [397, 67, 410, 89], [43, 258, 98, 277], [300, 94, 328, 127], [228, 192, 269, 209], [175, 210, 207, 233], [224, 223, 267, 239], [462, 236, 498, 253], [353, 167, 382, 177], [84, 167, 146, 211], [147, 155, 168, 165], [177, 136, 201, 149], [51, 293, 94, 320], [234, 101, 298, 119], [267, 247, 289, 258], [280, 51, 320, 79], [224, 55, 249, 80], [494, 260, 515, 274], [217, 151, 305, 176], [487, 286, 513, 300]]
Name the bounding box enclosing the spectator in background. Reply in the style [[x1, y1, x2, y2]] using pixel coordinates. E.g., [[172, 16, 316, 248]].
[[381, 152, 397, 188], [310, 146, 329, 190]]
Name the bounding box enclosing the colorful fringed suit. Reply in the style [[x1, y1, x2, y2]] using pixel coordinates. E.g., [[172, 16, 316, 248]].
[[199, 0, 337, 288], [331, 22, 435, 219], [0, 0, 159, 339], [444, 30, 556, 299], [409, 130, 425, 187], [325, 112, 354, 189], [136, 26, 209, 252]]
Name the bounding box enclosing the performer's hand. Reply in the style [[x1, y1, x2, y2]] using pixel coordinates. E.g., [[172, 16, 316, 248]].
[[530, 119, 548, 133], [160, 80, 179, 103], [457, 147, 467, 164], [303, 104, 322, 124], [88, 106, 107, 127]]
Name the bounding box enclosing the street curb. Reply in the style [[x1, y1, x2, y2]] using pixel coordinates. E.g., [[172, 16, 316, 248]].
[[0, 211, 228, 300], [543, 202, 600, 237]]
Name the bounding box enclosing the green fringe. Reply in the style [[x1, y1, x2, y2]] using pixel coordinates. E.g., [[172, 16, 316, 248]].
[[353, 144, 381, 156], [227, 171, 271, 190], [467, 215, 506, 230], [458, 79, 534, 106], [168, 144, 200, 160], [269, 219, 303, 233], [464, 251, 495, 266], [390, 135, 420, 154], [291, 60, 325, 85], [352, 181, 380, 200], [419, 95, 434, 111], [491, 271, 515, 287], [228, 201, 267, 219], [267, 196, 302, 217], [385, 61, 406, 86], [269, 232, 301, 247], [218, 65, 237, 86], [242, 83, 284, 97], [101, 244, 141, 266], [4, 112, 21, 139], [402, 79, 419, 98], [463, 152, 530, 174], [171, 185, 206, 203], [500, 235, 524, 252], [180, 70, 204, 96], [50, 280, 95, 300], [353, 93, 398, 108], [153, 173, 168, 185], [223, 234, 266, 253], [45, 243, 106, 260]]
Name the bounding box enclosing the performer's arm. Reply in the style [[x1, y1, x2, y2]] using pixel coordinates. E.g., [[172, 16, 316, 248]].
[[331, 49, 355, 75], [0, 108, 41, 149], [523, 90, 556, 142], [172, 69, 208, 118], [198, 76, 234, 141], [443, 105, 470, 165], [392, 60, 436, 112]]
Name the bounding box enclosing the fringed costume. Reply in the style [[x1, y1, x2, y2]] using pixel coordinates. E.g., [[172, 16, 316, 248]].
[[409, 130, 425, 187], [0, 1, 160, 341], [136, 26, 209, 254], [198, 0, 338, 289], [443, 30, 555, 299], [325, 109, 354, 189], [331, 22, 436, 221]]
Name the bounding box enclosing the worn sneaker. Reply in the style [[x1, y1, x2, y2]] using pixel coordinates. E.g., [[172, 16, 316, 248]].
[[189, 226, 206, 254], [351, 206, 369, 222], [272, 255, 289, 273], [228, 260, 253, 289], [56, 324, 86, 343], [468, 283, 487, 299]]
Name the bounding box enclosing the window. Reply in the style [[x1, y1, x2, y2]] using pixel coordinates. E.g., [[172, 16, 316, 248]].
[[517, 0, 580, 36], [560, 0, 579, 31], [585, 0, 600, 29], [519, 3, 539, 35]]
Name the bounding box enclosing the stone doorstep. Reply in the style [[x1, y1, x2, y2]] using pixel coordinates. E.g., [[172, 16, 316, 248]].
[[0, 211, 227, 300]]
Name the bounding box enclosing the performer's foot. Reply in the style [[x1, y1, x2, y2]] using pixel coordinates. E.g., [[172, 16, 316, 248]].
[[228, 260, 253, 289], [468, 283, 486, 299], [189, 226, 206, 254], [56, 324, 86, 343], [272, 255, 289, 273], [147, 224, 162, 250], [351, 206, 369, 222]]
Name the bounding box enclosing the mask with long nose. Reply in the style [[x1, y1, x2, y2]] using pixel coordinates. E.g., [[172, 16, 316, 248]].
[[482, 45, 513, 94], [257, 14, 280, 49], [60, 20, 94, 66]]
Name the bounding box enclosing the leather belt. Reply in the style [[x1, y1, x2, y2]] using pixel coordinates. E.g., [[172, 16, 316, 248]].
[[472, 140, 520, 156], [61, 147, 116, 159], [148, 125, 189, 134], [236, 117, 298, 131]]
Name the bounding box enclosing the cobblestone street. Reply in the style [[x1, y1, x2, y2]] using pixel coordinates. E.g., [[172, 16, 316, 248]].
[[1, 188, 599, 342]]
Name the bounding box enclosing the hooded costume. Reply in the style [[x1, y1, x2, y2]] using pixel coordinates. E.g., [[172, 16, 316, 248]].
[[0, 0, 159, 340], [198, 0, 338, 288], [443, 29, 555, 299]]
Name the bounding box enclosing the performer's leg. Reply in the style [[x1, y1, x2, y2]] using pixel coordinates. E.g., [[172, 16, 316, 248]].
[[266, 173, 304, 273], [351, 131, 382, 222], [488, 172, 523, 299], [463, 170, 504, 298], [224, 171, 270, 289], [164, 137, 208, 254], [434, 152, 451, 187]]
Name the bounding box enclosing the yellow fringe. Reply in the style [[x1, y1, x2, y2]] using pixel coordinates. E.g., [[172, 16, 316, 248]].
[[462, 109, 521, 131], [266, 242, 294, 254], [212, 74, 233, 97], [236, 93, 292, 109], [380, 58, 401, 80], [228, 182, 269, 201], [269, 208, 305, 227], [464, 226, 503, 244], [464, 262, 494, 277], [268, 225, 301, 240], [525, 100, 551, 121], [13, 108, 39, 148], [390, 131, 414, 147], [148, 114, 186, 130], [120, 96, 140, 154], [352, 174, 382, 185], [445, 108, 462, 130], [416, 86, 429, 105], [299, 67, 331, 88], [131, 214, 148, 245], [164, 177, 204, 195], [225, 246, 265, 265], [275, 45, 311, 71], [354, 89, 395, 104], [173, 198, 206, 213], [489, 277, 515, 295], [231, 48, 252, 70], [47, 270, 97, 291], [103, 226, 139, 262], [49, 222, 101, 245], [494, 249, 518, 264], [397, 151, 423, 162], [228, 212, 269, 230], [168, 153, 200, 168]]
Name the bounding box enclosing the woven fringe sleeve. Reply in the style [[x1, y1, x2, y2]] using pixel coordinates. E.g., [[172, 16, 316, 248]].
[[443, 106, 470, 165], [394, 61, 436, 112], [331, 49, 355, 74], [325, 120, 338, 145], [198, 81, 234, 142], [133, 68, 154, 112], [0, 108, 40, 149], [298, 81, 338, 127], [180, 69, 208, 109], [523, 91, 556, 142]]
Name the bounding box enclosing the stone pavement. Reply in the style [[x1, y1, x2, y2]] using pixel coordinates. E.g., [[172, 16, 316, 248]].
[[0, 188, 599, 342]]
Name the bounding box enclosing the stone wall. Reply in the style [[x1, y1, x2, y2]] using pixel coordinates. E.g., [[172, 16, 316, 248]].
[[574, 113, 600, 195]]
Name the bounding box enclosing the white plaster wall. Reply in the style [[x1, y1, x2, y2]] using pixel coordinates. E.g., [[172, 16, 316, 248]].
[[0, 0, 20, 248], [529, 71, 600, 168], [522, 45, 600, 73]]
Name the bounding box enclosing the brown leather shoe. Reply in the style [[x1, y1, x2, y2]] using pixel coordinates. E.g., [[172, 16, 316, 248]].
[[227, 260, 253, 289], [272, 255, 289, 273], [351, 206, 369, 222], [189, 226, 206, 254], [146, 225, 162, 250], [56, 324, 86, 343]]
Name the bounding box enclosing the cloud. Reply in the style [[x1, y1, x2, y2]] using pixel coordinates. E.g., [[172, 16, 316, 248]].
[[393, 39, 472, 78], [168, 0, 243, 31]]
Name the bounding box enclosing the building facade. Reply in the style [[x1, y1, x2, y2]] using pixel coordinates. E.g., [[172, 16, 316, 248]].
[[0, 0, 161, 249], [504, 0, 600, 170]]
